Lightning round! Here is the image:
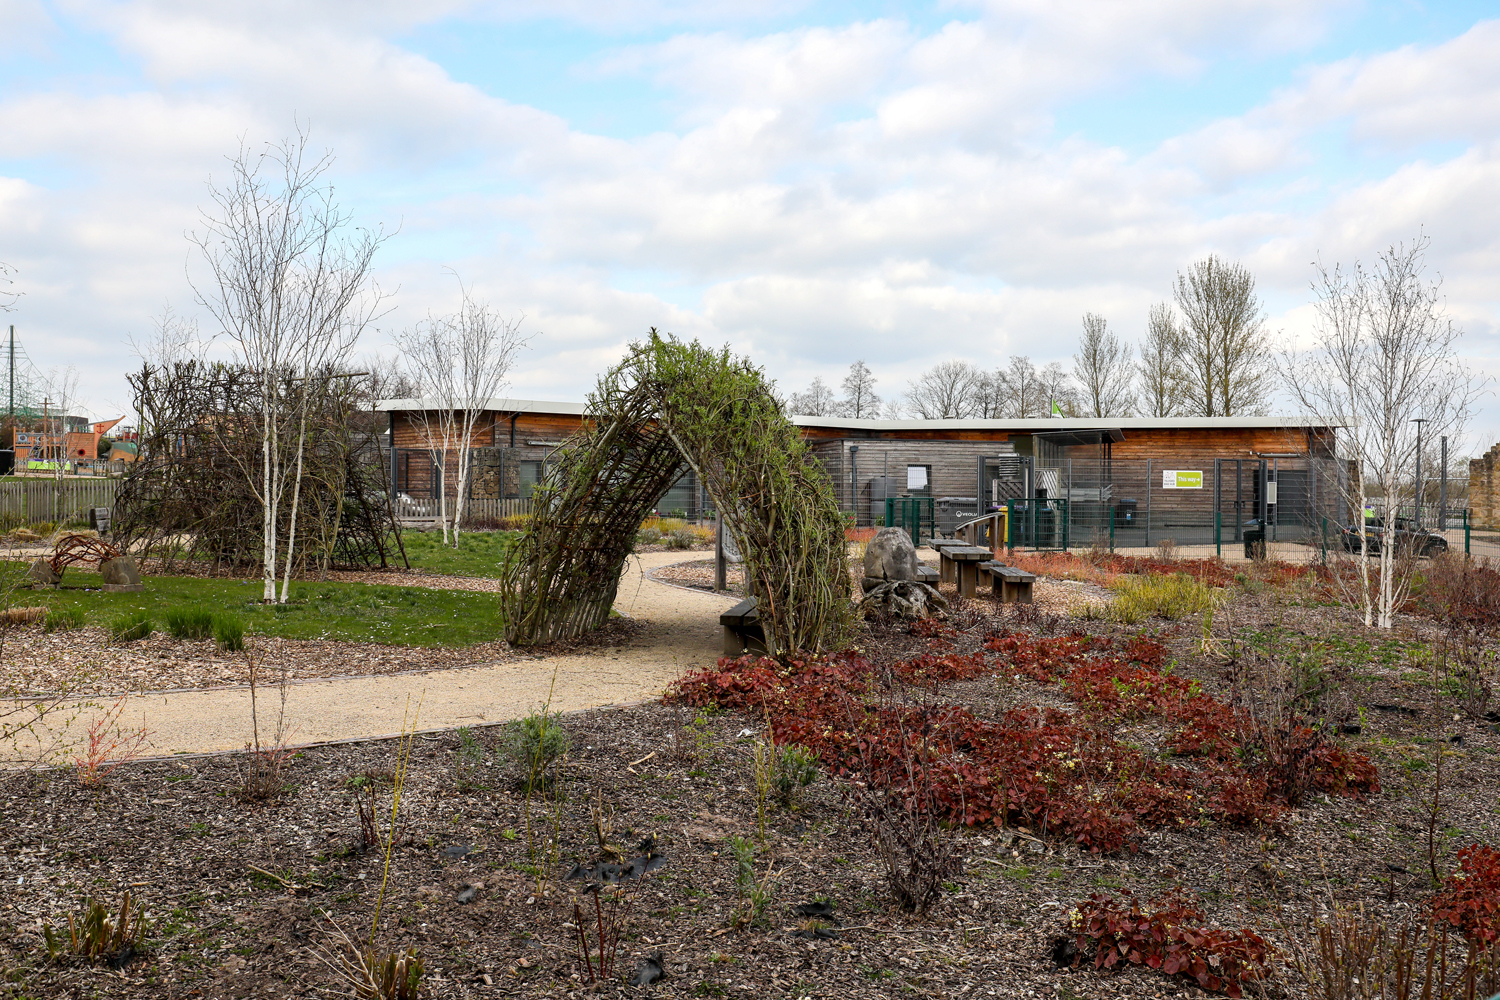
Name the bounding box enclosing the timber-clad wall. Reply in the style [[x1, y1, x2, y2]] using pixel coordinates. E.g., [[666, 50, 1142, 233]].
[[384, 406, 1337, 528], [390, 411, 572, 498]]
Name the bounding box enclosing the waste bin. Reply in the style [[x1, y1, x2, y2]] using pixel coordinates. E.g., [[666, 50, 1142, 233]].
[[1115, 498, 1138, 528], [1243, 518, 1266, 560]]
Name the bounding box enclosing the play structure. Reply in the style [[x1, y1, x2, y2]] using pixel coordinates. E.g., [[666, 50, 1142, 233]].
[[500, 332, 853, 656]]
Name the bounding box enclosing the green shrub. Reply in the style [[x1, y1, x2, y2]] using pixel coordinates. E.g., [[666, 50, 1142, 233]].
[[165, 606, 215, 640], [500, 711, 569, 789], [1109, 573, 1219, 624], [772, 746, 818, 806], [109, 611, 153, 643], [214, 614, 246, 652], [44, 606, 85, 633], [635, 527, 663, 548], [665, 528, 697, 550]]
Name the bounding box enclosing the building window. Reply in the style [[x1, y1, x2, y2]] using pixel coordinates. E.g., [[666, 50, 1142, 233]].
[[905, 464, 931, 495], [518, 460, 545, 499]]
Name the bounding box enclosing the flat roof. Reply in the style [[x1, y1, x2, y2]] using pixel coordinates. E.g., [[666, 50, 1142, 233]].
[[791, 415, 1339, 431], [375, 397, 1338, 433], [376, 397, 587, 415]]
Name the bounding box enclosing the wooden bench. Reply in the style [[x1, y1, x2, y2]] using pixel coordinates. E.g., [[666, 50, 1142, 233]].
[[980, 561, 1036, 603], [927, 539, 969, 585], [720, 598, 767, 657], [936, 544, 993, 598], [916, 564, 938, 585]]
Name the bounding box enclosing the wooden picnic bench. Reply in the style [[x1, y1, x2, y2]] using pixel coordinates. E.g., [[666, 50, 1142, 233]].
[[720, 597, 767, 657], [980, 561, 1036, 603], [935, 544, 993, 598]]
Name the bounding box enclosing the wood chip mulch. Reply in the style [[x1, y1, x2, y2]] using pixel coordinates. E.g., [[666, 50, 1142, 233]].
[[4, 587, 1498, 999]]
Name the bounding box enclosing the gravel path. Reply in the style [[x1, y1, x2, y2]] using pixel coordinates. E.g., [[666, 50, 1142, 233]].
[[5, 551, 736, 759]]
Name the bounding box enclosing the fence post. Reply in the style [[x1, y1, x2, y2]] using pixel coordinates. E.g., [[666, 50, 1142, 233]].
[[1465, 507, 1470, 557], [1215, 510, 1221, 559], [1321, 516, 1328, 568], [1109, 506, 1115, 553]]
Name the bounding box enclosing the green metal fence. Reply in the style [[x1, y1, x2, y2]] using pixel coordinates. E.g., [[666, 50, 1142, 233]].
[[884, 495, 936, 547], [1005, 498, 1070, 551]]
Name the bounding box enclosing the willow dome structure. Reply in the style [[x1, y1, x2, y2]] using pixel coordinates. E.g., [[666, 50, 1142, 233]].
[[499, 333, 853, 656]]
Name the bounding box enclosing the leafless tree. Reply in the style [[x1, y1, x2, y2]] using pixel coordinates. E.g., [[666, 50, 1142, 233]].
[[393, 278, 528, 545], [1137, 302, 1188, 417], [1174, 255, 1273, 417], [190, 127, 390, 603], [880, 397, 905, 420], [839, 361, 881, 418], [1281, 235, 1483, 628], [1072, 313, 1134, 417], [43, 366, 82, 507], [0, 262, 18, 312], [906, 360, 985, 418], [990, 357, 1041, 417], [789, 376, 838, 416]]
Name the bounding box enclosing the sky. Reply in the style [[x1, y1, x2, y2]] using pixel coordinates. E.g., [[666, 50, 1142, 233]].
[[2, 0, 1499, 450]]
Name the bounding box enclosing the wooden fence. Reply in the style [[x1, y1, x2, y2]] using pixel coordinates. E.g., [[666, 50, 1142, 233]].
[[0, 478, 121, 529], [393, 494, 532, 527]]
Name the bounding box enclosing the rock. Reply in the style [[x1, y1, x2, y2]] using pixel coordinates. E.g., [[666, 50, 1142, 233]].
[[456, 884, 478, 904], [862, 527, 919, 586], [859, 579, 948, 619], [27, 559, 59, 589], [100, 557, 144, 593]]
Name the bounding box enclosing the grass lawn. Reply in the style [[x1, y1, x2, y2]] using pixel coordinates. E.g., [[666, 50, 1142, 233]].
[[398, 528, 519, 579], [7, 566, 505, 647]]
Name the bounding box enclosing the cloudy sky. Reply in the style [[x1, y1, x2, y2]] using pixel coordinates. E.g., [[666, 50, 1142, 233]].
[[3, 0, 1499, 446]]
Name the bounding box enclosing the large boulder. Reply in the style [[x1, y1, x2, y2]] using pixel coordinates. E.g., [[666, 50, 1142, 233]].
[[863, 527, 919, 589], [100, 557, 145, 593], [27, 558, 59, 589]]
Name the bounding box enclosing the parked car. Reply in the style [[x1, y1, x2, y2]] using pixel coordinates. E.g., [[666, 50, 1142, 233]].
[[1341, 517, 1448, 557]]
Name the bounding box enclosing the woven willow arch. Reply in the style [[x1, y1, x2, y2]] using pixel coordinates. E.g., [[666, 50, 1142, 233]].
[[500, 333, 854, 655]]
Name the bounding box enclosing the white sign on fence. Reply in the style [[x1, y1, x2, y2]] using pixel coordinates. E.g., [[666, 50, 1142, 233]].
[[1161, 470, 1203, 489]]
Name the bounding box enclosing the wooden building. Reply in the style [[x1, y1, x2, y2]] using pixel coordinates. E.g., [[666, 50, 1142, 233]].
[[378, 398, 1340, 542]]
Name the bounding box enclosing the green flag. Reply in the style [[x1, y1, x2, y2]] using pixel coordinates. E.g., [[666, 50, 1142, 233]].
[[1051, 398, 1062, 417]]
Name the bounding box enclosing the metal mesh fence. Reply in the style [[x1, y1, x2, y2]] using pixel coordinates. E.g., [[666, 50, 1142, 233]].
[[1005, 456, 1350, 552]]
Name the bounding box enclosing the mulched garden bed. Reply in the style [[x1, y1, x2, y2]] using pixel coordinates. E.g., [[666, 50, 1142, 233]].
[[3, 587, 1498, 999]]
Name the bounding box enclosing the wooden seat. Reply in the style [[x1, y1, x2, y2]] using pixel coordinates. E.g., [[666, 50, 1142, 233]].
[[720, 598, 767, 657], [938, 545, 993, 598], [980, 561, 1036, 603]]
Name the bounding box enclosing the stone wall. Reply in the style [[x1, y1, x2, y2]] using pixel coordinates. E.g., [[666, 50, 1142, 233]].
[[1470, 443, 1500, 529]]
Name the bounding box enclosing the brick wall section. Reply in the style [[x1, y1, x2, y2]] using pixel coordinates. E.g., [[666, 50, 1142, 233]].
[[1471, 443, 1500, 529]]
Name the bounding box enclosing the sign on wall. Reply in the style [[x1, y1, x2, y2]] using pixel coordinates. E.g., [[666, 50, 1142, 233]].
[[1161, 470, 1203, 489]]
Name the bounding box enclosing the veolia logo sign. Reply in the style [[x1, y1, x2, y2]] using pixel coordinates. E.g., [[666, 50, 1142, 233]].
[[1161, 470, 1203, 489]]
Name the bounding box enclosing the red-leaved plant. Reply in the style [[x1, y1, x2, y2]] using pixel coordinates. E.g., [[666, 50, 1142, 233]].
[[1069, 890, 1272, 997], [1431, 843, 1500, 949]]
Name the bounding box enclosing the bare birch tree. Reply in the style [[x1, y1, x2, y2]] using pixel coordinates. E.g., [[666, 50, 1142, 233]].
[[907, 360, 984, 418], [191, 128, 388, 603], [1137, 302, 1188, 417], [1072, 313, 1134, 417], [1174, 255, 1273, 417], [1282, 235, 1481, 628], [393, 280, 527, 546]]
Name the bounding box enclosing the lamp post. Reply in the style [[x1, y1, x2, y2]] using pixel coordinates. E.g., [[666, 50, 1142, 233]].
[[1412, 418, 1428, 528]]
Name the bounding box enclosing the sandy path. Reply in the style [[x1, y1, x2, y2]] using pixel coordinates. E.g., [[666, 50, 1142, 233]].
[[6, 551, 735, 759]]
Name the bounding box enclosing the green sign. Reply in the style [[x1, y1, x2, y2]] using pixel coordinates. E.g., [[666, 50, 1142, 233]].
[[1162, 469, 1203, 489]]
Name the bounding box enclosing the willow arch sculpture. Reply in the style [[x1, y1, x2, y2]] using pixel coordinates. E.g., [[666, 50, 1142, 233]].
[[499, 333, 854, 656]]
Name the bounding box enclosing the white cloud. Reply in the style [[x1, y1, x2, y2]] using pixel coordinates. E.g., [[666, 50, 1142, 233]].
[[0, 0, 1497, 432]]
